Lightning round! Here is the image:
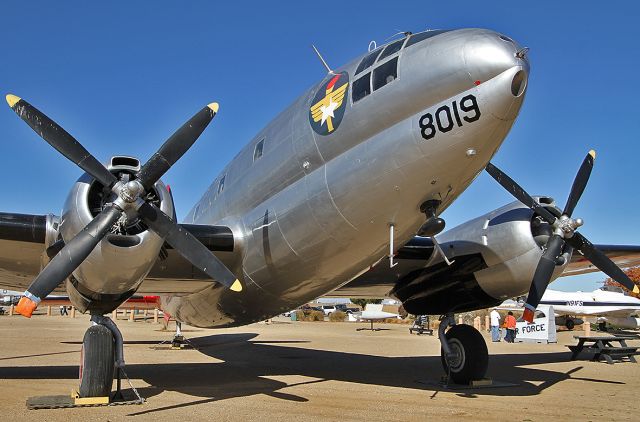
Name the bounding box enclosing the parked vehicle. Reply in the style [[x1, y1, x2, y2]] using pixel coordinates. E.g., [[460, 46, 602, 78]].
[[321, 305, 337, 316]]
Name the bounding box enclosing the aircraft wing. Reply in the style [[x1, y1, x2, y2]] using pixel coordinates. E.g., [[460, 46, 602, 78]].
[[0, 213, 52, 292], [0, 211, 236, 295], [561, 245, 640, 277], [331, 237, 640, 298]]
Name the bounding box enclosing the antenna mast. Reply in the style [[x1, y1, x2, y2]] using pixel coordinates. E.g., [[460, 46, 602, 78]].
[[311, 44, 334, 74]]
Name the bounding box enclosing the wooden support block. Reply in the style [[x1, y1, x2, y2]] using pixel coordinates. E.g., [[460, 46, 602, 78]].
[[485, 315, 490, 331], [470, 378, 493, 387], [154, 309, 159, 324], [584, 321, 591, 336], [129, 309, 134, 321], [46, 306, 52, 316], [71, 390, 109, 405], [458, 315, 463, 325], [9, 305, 14, 316], [70, 307, 76, 318], [112, 310, 117, 320]]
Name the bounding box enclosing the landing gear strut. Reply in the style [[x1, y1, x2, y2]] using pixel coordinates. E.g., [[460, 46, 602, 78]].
[[78, 315, 143, 402], [438, 314, 489, 384]]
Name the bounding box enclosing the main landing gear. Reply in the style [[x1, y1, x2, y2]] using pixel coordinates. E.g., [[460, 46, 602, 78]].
[[438, 314, 489, 384]]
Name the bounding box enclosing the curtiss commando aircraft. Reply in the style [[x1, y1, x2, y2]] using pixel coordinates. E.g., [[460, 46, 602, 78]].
[[2, 28, 640, 396]]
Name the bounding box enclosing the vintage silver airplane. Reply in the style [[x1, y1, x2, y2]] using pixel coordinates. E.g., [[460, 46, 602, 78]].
[[2, 28, 640, 396]]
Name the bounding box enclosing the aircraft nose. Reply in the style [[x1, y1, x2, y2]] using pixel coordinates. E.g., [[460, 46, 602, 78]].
[[465, 31, 529, 121], [465, 31, 530, 87]]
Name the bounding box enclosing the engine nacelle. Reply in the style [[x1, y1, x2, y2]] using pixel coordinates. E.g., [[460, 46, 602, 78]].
[[597, 316, 640, 330], [60, 156, 174, 313], [394, 198, 571, 315]]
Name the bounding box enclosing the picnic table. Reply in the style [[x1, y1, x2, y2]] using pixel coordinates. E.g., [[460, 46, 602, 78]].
[[568, 335, 639, 364]]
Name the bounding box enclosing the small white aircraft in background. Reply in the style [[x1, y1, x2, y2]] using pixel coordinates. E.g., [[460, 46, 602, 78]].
[[500, 286, 640, 330], [354, 304, 399, 331], [539, 287, 640, 330]]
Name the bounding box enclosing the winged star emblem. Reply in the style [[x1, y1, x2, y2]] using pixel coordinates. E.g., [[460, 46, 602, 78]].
[[310, 73, 349, 134]]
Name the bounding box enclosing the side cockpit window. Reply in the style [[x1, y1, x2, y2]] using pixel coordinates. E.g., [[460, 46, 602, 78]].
[[253, 139, 264, 162], [355, 49, 382, 75], [373, 57, 398, 91], [353, 73, 371, 102], [353, 37, 407, 103], [217, 175, 225, 195], [377, 39, 404, 61], [405, 30, 449, 48]]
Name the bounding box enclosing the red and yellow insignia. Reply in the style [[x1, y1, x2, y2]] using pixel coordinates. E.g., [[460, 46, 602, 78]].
[[309, 72, 349, 135]]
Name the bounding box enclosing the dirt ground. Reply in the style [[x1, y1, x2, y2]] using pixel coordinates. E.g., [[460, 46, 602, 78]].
[[0, 313, 638, 421]]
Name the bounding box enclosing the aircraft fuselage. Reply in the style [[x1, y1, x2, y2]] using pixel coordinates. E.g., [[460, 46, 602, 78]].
[[163, 28, 530, 327]]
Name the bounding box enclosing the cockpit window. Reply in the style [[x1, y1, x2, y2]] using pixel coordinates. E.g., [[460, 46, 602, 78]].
[[373, 57, 398, 91], [352, 72, 371, 102], [405, 30, 449, 48], [377, 38, 405, 62], [355, 49, 382, 75], [217, 175, 225, 195], [253, 139, 264, 162]]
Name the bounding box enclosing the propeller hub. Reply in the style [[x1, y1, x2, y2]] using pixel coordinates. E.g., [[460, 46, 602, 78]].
[[119, 180, 145, 203], [554, 215, 584, 238]]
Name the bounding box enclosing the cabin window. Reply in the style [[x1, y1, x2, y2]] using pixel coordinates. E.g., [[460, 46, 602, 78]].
[[253, 139, 264, 162], [217, 175, 225, 195], [352, 72, 371, 102], [377, 39, 405, 62], [194, 204, 200, 221], [405, 30, 449, 48], [373, 57, 398, 91], [355, 49, 382, 75]]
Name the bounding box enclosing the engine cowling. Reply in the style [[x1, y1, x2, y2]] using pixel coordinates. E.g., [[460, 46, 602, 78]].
[[59, 156, 174, 313], [394, 197, 571, 315]]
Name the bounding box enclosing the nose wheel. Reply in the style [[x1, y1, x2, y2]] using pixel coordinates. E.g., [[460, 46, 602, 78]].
[[78, 315, 144, 403], [79, 323, 115, 397], [438, 315, 489, 384]]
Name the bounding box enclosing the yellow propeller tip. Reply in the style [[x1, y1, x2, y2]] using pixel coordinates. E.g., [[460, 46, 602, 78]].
[[6, 94, 20, 108], [230, 279, 242, 292], [633, 285, 639, 294], [588, 149, 596, 159], [207, 102, 219, 113]]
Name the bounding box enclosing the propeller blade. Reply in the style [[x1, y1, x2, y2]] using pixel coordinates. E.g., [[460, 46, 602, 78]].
[[136, 103, 219, 191], [14, 205, 122, 317], [485, 163, 557, 224], [5, 94, 117, 188], [137, 202, 242, 292], [566, 232, 639, 294], [523, 234, 565, 323], [563, 150, 595, 217]]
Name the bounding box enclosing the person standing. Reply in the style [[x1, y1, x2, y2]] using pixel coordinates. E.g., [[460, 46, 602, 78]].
[[505, 311, 517, 343], [490, 308, 501, 342]]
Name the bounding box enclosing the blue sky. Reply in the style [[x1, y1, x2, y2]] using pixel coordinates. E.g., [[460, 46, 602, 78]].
[[1, 1, 638, 292]]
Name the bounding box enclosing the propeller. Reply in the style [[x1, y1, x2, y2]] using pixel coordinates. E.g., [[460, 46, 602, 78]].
[[486, 151, 638, 323], [6, 94, 241, 317]]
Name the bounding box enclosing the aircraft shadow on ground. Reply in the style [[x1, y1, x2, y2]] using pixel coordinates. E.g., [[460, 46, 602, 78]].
[[0, 333, 626, 416]]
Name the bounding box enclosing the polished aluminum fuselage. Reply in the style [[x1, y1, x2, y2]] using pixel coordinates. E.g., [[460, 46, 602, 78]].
[[162, 28, 530, 327]]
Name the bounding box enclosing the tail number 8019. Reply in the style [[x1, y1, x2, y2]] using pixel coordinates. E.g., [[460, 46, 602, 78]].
[[419, 94, 481, 140]]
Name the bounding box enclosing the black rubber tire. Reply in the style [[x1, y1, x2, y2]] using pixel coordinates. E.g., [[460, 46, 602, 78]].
[[79, 324, 115, 397], [598, 321, 607, 332], [440, 324, 489, 384], [565, 319, 575, 330]]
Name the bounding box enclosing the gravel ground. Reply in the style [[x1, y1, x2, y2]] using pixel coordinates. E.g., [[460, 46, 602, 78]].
[[0, 313, 638, 421]]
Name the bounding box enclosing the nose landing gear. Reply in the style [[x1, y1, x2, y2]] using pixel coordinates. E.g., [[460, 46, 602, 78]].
[[79, 315, 144, 403], [438, 314, 489, 385]]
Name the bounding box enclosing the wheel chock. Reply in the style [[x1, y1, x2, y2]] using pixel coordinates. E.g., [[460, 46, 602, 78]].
[[71, 390, 110, 405]]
